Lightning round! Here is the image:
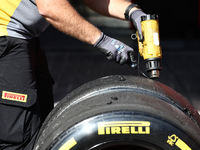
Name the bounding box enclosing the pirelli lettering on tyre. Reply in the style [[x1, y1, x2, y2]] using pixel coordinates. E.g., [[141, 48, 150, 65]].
[[98, 121, 151, 135], [2, 91, 27, 103]]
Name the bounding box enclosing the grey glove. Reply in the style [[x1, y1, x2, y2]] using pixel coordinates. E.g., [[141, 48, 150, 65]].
[[94, 33, 133, 65], [129, 9, 146, 41]]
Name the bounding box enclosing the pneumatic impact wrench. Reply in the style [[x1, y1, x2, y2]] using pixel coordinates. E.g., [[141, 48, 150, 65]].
[[129, 14, 162, 79]]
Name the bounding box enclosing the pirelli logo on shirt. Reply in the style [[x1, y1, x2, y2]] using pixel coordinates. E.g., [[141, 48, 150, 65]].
[[2, 91, 27, 103]]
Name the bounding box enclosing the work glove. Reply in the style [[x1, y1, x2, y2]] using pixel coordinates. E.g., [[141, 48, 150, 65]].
[[94, 33, 134, 65], [129, 9, 146, 41]]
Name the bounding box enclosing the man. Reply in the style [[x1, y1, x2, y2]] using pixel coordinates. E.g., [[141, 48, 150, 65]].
[[0, 0, 146, 149]]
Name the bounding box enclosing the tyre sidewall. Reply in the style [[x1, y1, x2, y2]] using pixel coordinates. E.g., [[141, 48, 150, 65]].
[[51, 111, 197, 150]]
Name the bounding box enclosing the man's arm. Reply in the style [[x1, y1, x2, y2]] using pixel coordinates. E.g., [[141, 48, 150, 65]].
[[35, 0, 101, 45], [35, 0, 140, 65], [82, 0, 138, 20], [82, 0, 145, 41]]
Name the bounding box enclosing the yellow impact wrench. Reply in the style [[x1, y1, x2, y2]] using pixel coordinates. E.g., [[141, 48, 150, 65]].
[[136, 14, 162, 78]]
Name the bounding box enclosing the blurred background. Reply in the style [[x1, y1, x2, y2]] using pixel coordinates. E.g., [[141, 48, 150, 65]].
[[39, 0, 200, 113]]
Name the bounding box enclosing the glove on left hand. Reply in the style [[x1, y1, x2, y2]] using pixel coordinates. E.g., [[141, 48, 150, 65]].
[[94, 33, 133, 65]]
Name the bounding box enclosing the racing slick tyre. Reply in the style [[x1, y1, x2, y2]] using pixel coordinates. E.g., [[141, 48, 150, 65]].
[[33, 75, 200, 150]]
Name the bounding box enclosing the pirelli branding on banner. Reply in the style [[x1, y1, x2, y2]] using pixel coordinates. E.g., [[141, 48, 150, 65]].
[[2, 91, 27, 103]]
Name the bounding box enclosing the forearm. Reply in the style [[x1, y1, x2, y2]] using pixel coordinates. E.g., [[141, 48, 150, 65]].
[[82, 0, 138, 20], [36, 0, 101, 45]]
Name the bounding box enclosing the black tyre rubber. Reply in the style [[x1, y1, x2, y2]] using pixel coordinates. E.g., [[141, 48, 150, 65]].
[[34, 75, 200, 150]]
